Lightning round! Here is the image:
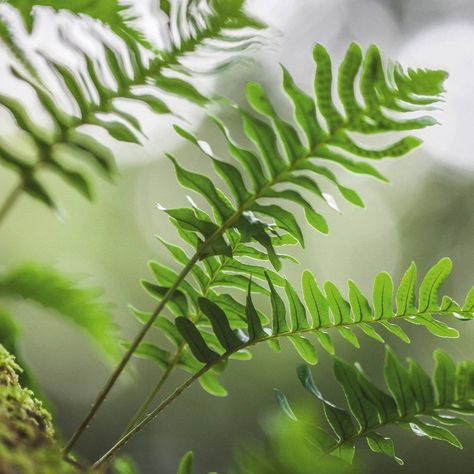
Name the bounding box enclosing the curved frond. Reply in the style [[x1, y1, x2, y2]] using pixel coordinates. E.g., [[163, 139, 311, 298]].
[[276, 347, 474, 465], [122, 44, 450, 399], [0, 0, 265, 211]]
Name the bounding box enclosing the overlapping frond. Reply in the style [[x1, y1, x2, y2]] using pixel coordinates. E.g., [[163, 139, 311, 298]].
[[276, 347, 474, 465], [159, 42, 446, 269], [131, 257, 473, 396], [0, 0, 265, 211], [123, 44, 449, 398]]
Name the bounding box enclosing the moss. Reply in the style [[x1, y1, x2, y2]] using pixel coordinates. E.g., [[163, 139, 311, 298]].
[[0, 345, 78, 473]]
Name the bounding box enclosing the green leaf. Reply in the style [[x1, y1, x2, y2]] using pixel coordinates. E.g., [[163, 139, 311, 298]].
[[155, 76, 208, 106], [199, 372, 228, 397], [313, 44, 343, 132], [302, 271, 331, 328], [396, 262, 417, 315], [409, 421, 462, 449], [334, 357, 379, 430], [433, 350, 457, 406], [338, 327, 360, 348], [251, 203, 304, 246], [418, 258, 452, 313], [167, 154, 233, 221], [378, 321, 411, 343], [288, 335, 318, 365], [198, 298, 242, 351], [91, 117, 139, 144], [285, 280, 310, 331], [407, 358, 435, 412], [408, 315, 459, 338], [177, 451, 194, 474], [366, 432, 403, 465], [281, 65, 323, 147], [246, 81, 305, 161], [123, 341, 169, 368], [348, 280, 372, 323], [175, 317, 219, 364], [274, 389, 298, 421], [245, 283, 266, 341], [265, 272, 289, 335], [324, 281, 351, 325], [372, 272, 393, 320], [384, 347, 416, 417]]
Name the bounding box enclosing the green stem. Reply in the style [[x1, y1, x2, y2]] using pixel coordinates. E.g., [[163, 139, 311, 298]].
[[92, 363, 212, 469], [122, 257, 229, 433], [91, 308, 470, 467], [0, 179, 23, 228]]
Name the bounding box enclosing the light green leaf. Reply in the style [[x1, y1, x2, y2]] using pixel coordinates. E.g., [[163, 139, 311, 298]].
[[418, 258, 452, 313], [274, 389, 298, 421], [372, 272, 393, 320]]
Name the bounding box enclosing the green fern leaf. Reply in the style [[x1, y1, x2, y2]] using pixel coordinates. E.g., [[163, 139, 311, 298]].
[[277, 347, 474, 466]]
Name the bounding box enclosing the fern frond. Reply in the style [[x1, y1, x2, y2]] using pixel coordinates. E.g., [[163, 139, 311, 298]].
[[69, 43, 449, 456], [131, 258, 473, 396], [4, 0, 154, 49], [0, 0, 264, 212], [276, 347, 474, 465], [0, 263, 119, 358], [123, 43, 447, 396]]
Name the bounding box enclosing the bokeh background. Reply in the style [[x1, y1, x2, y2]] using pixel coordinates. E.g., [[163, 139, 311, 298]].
[[1, 0, 474, 472]]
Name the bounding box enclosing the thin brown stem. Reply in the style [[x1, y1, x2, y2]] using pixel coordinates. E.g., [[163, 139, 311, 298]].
[[121, 349, 181, 435], [92, 363, 213, 469], [62, 252, 201, 454]]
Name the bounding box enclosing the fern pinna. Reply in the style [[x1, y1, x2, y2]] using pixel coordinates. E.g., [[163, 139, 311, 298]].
[[73, 43, 472, 467], [0, 0, 264, 218], [276, 347, 474, 466]]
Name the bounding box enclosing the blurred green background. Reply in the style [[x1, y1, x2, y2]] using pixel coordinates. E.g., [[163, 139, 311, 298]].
[[1, 0, 474, 472]]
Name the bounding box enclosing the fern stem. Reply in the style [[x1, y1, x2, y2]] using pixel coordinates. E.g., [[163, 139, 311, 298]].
[[62, 252, 201, 454], [91, 307, 469, 465], [122, 257, 229, 432], [0, 180, 24, 227], [122, 350, 180, 435], [92, 363, 213, 469]]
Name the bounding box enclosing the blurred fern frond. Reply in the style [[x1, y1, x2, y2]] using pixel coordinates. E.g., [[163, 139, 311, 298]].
[[0, 263, 119, 364], [0, 0, 265, 212], [3, 0, 149, 47], [276, 347, 474, 466]]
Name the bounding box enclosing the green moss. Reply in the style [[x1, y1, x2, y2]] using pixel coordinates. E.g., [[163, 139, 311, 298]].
[[0, 345, 78, 473]]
